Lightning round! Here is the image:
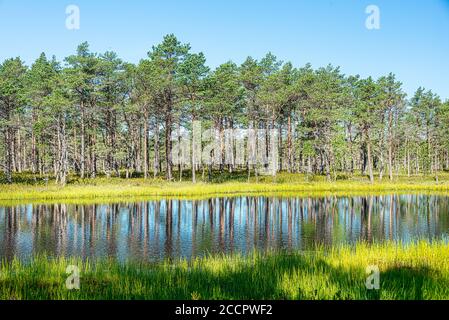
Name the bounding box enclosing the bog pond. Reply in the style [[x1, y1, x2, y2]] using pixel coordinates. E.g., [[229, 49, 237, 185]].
[[1, 194, 449, 262]]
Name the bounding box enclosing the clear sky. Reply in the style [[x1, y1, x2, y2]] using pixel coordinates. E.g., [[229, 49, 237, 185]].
[[0, 0, 448, 99]]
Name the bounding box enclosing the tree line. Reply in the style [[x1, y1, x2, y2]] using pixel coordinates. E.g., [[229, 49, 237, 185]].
[[1, 34, 448, 185]]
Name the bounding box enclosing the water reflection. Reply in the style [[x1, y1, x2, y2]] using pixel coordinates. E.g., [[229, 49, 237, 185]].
[[1, 195, 448, 262]]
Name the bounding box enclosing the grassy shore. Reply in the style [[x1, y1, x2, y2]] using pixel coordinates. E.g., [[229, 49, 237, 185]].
[[1, 241, 448, 300], [1, 172, 449, 205]]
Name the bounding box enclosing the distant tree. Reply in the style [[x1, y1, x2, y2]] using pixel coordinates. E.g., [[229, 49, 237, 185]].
[[204, 61, 243, 177], [377, 73, 406, 180], [147, 34, 190, 181], [178, 52, 209, 182], [98, 51, 126, 178], [44, 70, 72, 185], [26, 53, 60, 178], [0, 58, 27, 183], [353, 77, 381, 183], [65, 42, 102, 178], [300, 66, 346, 180], [410, 87, 442, 180]]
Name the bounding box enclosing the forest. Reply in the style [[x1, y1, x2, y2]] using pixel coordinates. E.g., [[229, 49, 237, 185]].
[[1, 34, 448, 186]]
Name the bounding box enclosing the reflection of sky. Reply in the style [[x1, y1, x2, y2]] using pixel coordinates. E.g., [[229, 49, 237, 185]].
[[1, 195, 449, 262]]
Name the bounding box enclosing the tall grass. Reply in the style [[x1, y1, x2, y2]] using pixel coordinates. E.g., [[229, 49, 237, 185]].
[[1, 172, 449, 205], [1, 241, 448, 300]]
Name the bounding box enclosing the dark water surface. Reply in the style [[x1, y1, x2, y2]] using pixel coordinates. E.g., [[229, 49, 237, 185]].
[[1, 195, 449, 262]]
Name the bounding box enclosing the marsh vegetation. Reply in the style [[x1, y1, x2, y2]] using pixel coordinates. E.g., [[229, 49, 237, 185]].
[[1, 241, 448, 300]]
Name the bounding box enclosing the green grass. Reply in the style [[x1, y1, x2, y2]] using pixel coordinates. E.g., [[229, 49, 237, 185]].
[[1, 171, 449, 205], [1, 241, 449, 300]]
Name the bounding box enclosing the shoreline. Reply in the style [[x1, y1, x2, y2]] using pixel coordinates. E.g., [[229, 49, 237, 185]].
[[1, 175, 449, 205]]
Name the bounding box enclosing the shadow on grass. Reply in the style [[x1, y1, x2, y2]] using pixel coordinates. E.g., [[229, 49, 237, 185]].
[[167, 254, 448, 300], [2, 253, 448, 300], [379, 265, 446, 300]]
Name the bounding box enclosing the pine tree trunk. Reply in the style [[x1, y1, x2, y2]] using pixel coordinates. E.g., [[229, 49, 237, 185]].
[[4, 127, 13, 184], [80, 100, 86, 179], [287, 115, 292, 173], [366, 129, 374, 183], [154, 120, 160, 178], [143, 108, 149, 179], [165, 101, 173, 181], [388, 110, 394, 180]]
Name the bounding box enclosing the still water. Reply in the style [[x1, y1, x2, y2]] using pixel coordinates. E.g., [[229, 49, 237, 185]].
[[1, 195, 449, 262]]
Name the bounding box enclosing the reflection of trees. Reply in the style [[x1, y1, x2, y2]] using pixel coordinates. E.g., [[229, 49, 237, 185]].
[[219, 198, 225, 250], [1, 194, 449, 261], [264, 198, 269, 251], [176, 200, 181, 256], [229, 198, 235, 252], [106, 204, 118, 258], [143, 201, 148, 259], [2, 207, 18, 260], [154, 201, 160, 258], [165, 200, 173, 259], [192, 200, 198, 256]]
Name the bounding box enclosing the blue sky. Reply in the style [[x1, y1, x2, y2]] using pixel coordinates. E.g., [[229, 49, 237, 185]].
[[0, 0, 448, 99]]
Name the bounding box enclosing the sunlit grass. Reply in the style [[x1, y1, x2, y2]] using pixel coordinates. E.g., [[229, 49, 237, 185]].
[[1, 171, 449, 205], [1, 241, 448, 300]]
